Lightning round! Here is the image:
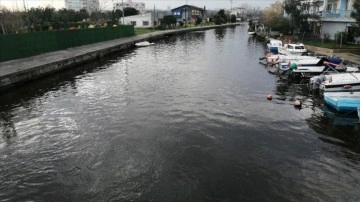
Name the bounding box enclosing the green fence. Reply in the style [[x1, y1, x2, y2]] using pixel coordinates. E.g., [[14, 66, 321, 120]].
[[0, 25, 134, 62]]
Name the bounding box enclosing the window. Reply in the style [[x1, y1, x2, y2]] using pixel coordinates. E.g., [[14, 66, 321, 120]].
[[143, 21, 149, 26], [295, 46, 304, 50], [173, 11, 180, 15], [326, 3, 337, 12], [130, 21, 137, 26], [192, 10, 200, 15]]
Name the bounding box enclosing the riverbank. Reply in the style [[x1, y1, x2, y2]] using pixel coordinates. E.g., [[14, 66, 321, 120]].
[[255, 33, 360, 65], [0, 23, 239, 92], [305, 45, 360, 65]]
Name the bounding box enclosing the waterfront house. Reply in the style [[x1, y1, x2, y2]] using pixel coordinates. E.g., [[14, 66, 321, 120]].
[[120, 12, 157, 28], [171, 5, 206, 24], [306, 0, 356, 40]]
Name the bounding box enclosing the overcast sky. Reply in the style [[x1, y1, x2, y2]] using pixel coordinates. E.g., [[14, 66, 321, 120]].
[[0, 0, 279, 11]]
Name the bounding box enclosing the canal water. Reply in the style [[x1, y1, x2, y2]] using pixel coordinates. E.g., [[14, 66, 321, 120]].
[[0, 24, 359, 201]]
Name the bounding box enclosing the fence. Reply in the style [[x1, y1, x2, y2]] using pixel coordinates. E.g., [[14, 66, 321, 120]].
[[0, 25, 134, 62]]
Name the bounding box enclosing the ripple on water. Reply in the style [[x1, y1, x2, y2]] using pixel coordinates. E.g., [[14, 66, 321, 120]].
[[0, 26, 360, 201]]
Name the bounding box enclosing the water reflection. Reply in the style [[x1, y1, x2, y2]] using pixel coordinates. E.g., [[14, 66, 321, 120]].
[[0, 110, 17, 147], [0, 51, 134, 148], [1, 26, 360, 201], [214, 28, 226, 40]]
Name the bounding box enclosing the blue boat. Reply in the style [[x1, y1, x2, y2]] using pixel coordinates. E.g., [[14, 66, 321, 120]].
[[324, 91, 360, 113], [267, 39, 282, 54]]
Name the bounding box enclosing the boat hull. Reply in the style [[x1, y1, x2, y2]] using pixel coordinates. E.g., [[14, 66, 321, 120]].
[[324, 92, 360, 112]]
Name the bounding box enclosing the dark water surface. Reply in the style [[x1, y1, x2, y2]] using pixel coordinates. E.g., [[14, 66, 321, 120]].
[[1, 25, 360, 201]]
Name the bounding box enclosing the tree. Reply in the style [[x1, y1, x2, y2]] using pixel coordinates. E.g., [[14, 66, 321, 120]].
[[161, 15, 177, 29], [262, 1, 283, 24], [76, 9, 89, 21], [195, 17, 202, 25], [351, 0, 360, 34], [230, 14, 237, 23], [283, 0, 312, 33], [260, 1, 291, 34], [123, 7, 139, 17], [0, 8, 23, 34], [213, 9, 228, 25]]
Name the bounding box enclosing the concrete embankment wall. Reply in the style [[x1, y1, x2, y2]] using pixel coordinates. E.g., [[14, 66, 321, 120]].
[[0, 23, 239, 92]]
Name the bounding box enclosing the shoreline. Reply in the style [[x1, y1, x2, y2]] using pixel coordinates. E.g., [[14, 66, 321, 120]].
[[255, 33, 360, 65]]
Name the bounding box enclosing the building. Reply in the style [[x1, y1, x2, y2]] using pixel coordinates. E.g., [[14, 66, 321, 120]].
[[65, 0, 99, 13], [113, 0, 145, 13], [119, 12, 156, 28], [306, 0, 356, 39], [171, 5, 206, 23], [230, 7, 247, 21]]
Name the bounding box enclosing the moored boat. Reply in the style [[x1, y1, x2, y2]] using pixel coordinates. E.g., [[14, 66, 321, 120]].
[[279, 43, 307, 55], [324, 91, 360, 113], [267, 39, 282, 54], [311, 72, 360, 92], [135, 41, 155, 47]]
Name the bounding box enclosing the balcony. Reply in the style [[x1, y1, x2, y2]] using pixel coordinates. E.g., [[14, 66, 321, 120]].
[[317, 9, 356, 22], [322, 9, 353, 18]]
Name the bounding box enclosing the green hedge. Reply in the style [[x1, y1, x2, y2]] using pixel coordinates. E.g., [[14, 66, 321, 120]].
[[0, 25, 134, 62]]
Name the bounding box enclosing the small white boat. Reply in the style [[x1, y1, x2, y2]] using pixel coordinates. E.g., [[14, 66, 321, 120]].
[[265, 53, 318, 64], [324, 91, 360, 113], [248, 32, 255, 35], [320, 72, 360, 92], [278, 57, 323, 70], [135, 41, 154, 47], [279, 43, 307, 55]]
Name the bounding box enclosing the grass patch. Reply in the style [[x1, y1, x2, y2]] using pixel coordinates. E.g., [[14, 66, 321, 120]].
[[303, 40, 360, 49], [134, 28, 156, 35]]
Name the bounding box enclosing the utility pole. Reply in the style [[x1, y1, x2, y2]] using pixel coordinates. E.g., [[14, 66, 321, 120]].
[[153, 4, 155, 30], [122, 0, 124, 24]]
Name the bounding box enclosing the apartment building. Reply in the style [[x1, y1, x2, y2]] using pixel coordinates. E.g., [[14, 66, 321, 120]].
[[65, 0, 100, 13], [306, 0, 356, 39], [113, 0, 145, 13]]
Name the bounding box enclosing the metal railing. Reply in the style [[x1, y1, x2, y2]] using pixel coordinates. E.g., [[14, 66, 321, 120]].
[[321, 9, 354, 18]]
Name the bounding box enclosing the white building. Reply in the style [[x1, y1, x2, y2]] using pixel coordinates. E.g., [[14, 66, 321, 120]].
[[65, 0, 100, 13], [119, 12, 156, 28], [230, 7, 247, 21], [305, 0, 356, 39], [113, 0, 145, 13]]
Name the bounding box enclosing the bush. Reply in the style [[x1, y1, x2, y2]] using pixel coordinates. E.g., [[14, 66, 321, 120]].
[[322, 33, 331, 43], [335, 31, 348, 44], [230, 14, 237, 23], [195, 17, 202, 25]]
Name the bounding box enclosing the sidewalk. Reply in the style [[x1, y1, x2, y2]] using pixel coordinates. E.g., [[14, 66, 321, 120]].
[[304, 45, 360, 65]]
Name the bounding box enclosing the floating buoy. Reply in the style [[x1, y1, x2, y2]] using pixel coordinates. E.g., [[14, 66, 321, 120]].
[[267, 94, 273, 101], [294, 99, 302, 109]]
